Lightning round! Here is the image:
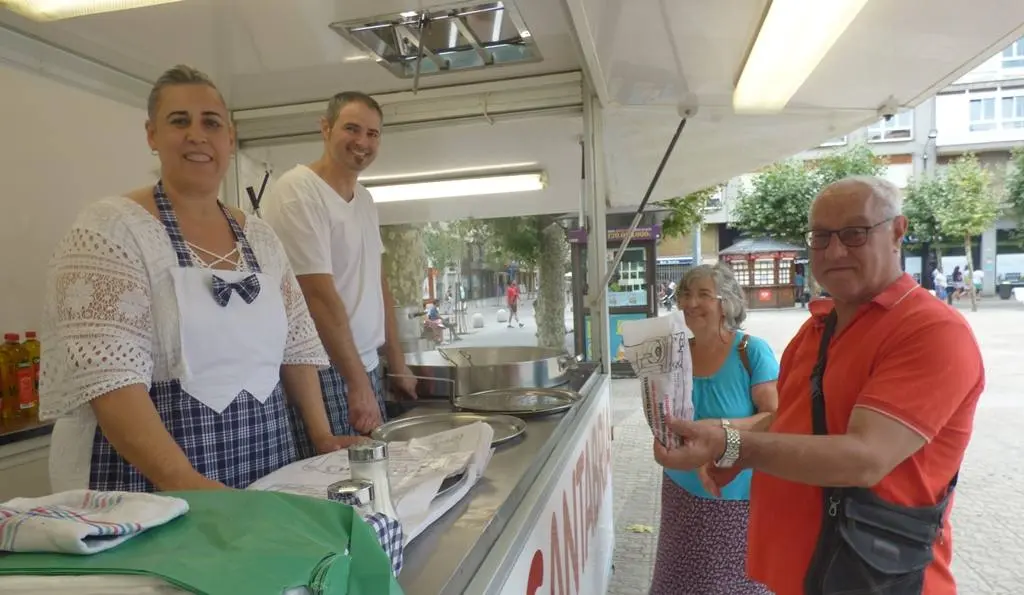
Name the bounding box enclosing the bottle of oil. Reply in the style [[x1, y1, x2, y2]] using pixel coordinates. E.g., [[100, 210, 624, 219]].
[[1, 334, 35, 424], [23, 331, 41, 411], [0, 345, 15, 428]]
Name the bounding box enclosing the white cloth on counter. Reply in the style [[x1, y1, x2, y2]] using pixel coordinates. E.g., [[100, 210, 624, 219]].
[[0, 490, 189, 555]]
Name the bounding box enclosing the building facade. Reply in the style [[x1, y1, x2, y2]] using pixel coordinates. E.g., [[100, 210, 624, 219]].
[[656, 38, 1024, 295]]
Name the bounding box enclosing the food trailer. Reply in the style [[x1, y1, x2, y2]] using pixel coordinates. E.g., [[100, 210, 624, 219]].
[[2, 0, 1024, 593]]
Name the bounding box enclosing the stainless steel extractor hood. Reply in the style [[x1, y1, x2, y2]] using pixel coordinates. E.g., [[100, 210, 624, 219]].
[[330, 1, 541, 81]]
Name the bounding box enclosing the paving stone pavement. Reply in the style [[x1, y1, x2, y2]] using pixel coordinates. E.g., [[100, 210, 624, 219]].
[[606, 301, 1024, 595]]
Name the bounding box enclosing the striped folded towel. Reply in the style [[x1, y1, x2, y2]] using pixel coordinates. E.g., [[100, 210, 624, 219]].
[[0, 490, 189, 555]]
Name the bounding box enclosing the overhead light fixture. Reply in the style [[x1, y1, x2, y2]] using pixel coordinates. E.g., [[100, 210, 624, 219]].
[[1, 0, 182, 21], [399, 10, 417, 18], [361, 162, 539, 184], [365, 172, 546, 203], [733, 0, 869, 113]]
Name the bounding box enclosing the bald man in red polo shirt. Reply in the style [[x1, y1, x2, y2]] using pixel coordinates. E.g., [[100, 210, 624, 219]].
[[654, 176, 983, 595]]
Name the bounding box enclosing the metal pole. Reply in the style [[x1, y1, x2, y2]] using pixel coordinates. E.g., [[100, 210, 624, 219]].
[[692, 222, 702, 265], [593, 118, 688, 303], [578, 138, 586, 229]]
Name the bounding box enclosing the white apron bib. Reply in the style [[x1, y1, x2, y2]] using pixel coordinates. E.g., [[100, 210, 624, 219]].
[[169, 267, 287, 414]]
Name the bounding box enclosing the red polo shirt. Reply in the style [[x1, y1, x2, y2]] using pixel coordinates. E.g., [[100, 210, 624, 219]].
[[747, 274, 984, 595]]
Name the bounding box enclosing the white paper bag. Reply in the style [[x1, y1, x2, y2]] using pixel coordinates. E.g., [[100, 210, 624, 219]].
[[620, 312, 694, 448]]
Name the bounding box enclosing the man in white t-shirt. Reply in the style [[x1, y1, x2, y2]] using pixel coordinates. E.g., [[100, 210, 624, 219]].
[[262, 92, 417, 455]]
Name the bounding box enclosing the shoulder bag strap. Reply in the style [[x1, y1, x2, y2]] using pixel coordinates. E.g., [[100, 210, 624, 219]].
[[809, 311, 838, 436], [737, 334, 753, 379]]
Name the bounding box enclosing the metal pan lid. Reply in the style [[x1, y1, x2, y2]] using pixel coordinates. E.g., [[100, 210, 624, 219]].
[[371, 412, 526, 447], [454, 387, 580, 416]]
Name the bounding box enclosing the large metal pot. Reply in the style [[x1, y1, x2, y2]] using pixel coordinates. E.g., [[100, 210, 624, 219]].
[[404, 346, 575, 399]]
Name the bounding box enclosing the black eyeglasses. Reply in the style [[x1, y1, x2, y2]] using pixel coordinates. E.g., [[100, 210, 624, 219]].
[[805, 217, 894, 250]]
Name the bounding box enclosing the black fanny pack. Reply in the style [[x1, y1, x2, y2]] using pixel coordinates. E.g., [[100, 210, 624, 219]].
[[804, 311, 957, 595]]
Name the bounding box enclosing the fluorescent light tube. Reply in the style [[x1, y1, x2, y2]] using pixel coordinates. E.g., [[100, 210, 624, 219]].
[[2, 0, 182, 21], [733, 0, 869, 113], [367, 173, 546, 203], [361, 162, 540, 184]]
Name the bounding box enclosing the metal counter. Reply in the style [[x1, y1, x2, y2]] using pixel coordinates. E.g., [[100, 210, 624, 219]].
[[397, 364, 606, 595], [0, 420, 53, 447]]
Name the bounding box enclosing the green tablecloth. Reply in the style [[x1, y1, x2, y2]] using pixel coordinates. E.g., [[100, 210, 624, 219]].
[[0, 490, 402, 595]]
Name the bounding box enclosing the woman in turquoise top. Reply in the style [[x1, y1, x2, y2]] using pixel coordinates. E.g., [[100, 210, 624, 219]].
[[650, 264, 779, 595]]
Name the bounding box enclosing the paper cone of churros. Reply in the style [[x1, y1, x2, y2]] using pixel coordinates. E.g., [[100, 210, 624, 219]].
[[621, 312, 694, 449]]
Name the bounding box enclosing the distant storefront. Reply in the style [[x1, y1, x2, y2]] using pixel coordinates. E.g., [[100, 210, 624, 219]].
[[719, 238, 806, 309]]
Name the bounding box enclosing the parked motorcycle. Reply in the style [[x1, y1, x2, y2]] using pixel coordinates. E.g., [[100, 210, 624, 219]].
[[660, 289, 675, 311]]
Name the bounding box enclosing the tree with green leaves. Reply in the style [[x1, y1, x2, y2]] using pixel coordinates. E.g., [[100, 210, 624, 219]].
[[732, 144, 887, 242], [483, 215, 568, 349], [731, 160, 817, 243], [934, 153, 1003, 312], [421, 219, 490, 327], [1005, 146, 1024, 244], [422, 222, 463, 269], [903, 175, 949, 269], [731, 144, 887, 296], [814, 144, 888, 187], [656, 185, 722, 238], [485, 216, 545, 270]]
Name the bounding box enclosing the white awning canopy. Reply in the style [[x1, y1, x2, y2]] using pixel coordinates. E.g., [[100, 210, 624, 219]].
[[3, 0, 1023, 220]]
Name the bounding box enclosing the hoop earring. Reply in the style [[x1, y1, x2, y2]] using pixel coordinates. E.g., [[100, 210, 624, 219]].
[[151, 150, 158, 156]]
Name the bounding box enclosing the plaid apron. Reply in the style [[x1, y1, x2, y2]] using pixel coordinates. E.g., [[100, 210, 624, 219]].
[[89, 182, 297, 491], [288, 364, 387, 459]]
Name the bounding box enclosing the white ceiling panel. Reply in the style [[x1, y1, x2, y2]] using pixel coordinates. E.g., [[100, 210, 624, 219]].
[[0, 0, 581, 108], [602, 106, 876, 207], [5, 0, 1024, 217]]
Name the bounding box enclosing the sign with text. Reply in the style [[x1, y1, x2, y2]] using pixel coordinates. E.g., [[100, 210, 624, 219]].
[[567, 226, 662, 244], [501, 392, 615, 595]]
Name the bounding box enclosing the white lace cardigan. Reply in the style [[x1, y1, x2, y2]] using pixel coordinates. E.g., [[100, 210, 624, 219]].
[[39, 197, 329, 491]]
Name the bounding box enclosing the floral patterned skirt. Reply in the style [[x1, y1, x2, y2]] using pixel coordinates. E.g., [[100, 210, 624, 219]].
[[650, 474, 772, 595]]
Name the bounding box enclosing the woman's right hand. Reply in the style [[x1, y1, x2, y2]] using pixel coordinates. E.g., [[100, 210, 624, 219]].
[[697, 464, 742, 498]]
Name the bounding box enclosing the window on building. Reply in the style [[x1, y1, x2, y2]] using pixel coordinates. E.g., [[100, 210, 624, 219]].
[[969, 98, 997, 131], [704, 187, 724, 211], [819, 136, 848, 147], [1001, 95, 1024, 128], [1002, 38, 1024, 70], [729, 260, 749, 286], [778, 259, 793, 284], [867, 111, 913, 142], [753, 259, 775, 286]]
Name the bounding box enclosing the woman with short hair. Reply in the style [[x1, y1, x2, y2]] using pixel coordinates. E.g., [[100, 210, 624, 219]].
[[649, 263, 778, 594], [40, 64, 358, 493]]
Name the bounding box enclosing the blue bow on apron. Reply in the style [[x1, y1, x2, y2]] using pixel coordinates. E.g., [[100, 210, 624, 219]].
[[211, 273, 261, 306], [89, 182, 298, 492]]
